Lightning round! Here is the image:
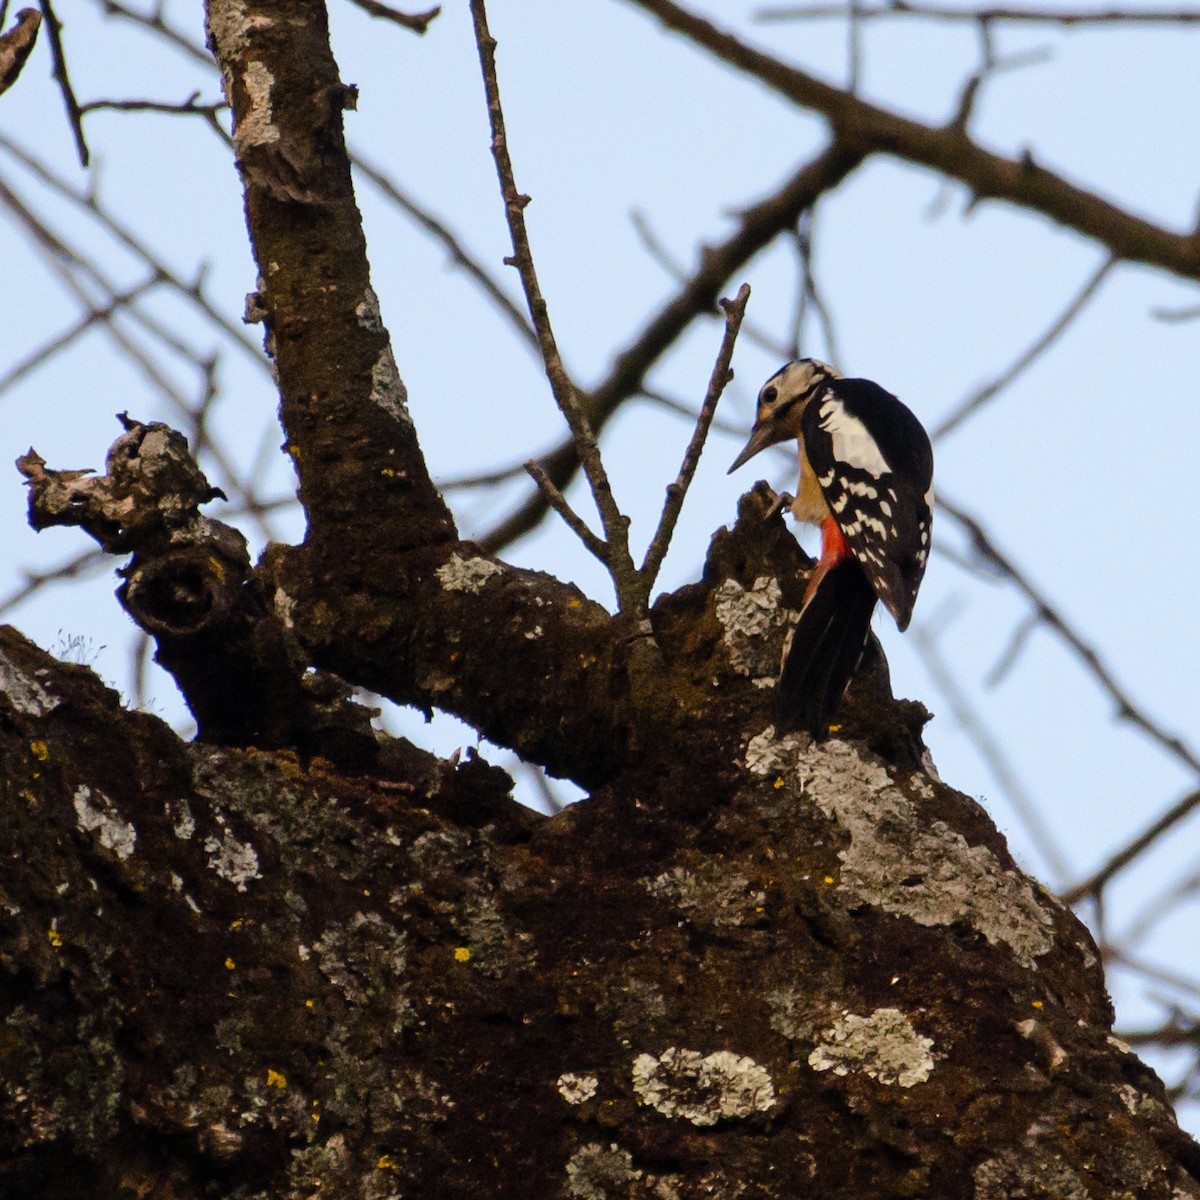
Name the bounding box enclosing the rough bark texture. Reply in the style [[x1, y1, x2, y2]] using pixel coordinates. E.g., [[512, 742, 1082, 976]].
[[4, 0, 1200, 1196], [3, 586, 1199, 1198]]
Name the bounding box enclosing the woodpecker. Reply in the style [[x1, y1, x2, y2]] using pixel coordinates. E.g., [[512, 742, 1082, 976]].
[[728, 359, 933, 738]]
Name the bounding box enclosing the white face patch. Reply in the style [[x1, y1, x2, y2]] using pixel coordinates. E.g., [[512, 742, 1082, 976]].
[[819, 399, 891, 478]]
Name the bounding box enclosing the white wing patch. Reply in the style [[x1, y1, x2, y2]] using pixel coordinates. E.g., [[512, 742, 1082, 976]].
[[819, 399, 891, 478]]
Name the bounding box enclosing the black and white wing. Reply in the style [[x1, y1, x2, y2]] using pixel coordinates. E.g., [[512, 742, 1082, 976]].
[[800, 377, 933, 630]]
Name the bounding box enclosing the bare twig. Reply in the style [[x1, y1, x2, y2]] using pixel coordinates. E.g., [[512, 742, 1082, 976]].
[[1063, 786, 1200, 904], [0, 133, 265, 370], [437, 456, 534, 491], [949, 22, 1051, 132], [522, 462, 609, 564], [346, 0, 440, 33], [910, 604, 1073, 886], [351, 150, 538, 354], [788, 210, 842, 366], [481, 143, 866, 554], [0, 7, 40, 96], [470, 0, 641, 609], [756, 2, 1200, 24], [640, 284, 750, 591], [625, 0, 1200, 281], [0, 546, 109, 617], [939, 491, 1200, 777], [95, 0, 212, 66], [0, 277, 160, 398], [932, 255, 1117, 440], [637, 388, 746, 439], [79, 93, 229, 124], [37, 0, 88, 166]]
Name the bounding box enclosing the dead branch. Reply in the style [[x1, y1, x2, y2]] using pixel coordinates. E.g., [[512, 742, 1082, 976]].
[[346, 0, 440, 33], [0, 6, 39, 96], [36, 0, 87, 166], [469, 0, 642, 612], [624, 0, 1200, 281], [480, 142, 866, 554], [640, 284, 750, 592]]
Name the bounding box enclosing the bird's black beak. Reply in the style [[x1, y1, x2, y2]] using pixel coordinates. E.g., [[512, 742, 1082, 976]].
[[728, 422, 778, 474]]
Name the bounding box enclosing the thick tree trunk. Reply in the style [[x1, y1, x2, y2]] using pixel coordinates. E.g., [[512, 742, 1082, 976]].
[[3, 566, 1198, 1198]]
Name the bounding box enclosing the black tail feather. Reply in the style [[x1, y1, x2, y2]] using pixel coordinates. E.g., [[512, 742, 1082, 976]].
[[777, 560, 877, 738]]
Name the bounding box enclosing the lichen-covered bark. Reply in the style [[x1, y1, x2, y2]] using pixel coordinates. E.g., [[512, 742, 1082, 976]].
[[3, 619, 1199, 1199]]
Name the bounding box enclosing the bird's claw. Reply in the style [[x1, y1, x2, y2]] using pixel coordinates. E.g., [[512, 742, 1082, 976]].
[[763, 488, 794, 521]]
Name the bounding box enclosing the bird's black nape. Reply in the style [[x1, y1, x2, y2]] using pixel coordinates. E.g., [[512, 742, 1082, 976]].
[[777, 560, 878, 739]]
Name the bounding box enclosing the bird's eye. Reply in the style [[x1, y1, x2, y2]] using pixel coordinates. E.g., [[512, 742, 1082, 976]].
[[762, 386, 777, 404]]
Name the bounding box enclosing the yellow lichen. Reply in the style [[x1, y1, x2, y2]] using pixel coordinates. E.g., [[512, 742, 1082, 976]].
[[30, 741, 48, 761], [47, 927, 63, 948], [225, 957, 236, 970], [266, 1068, 287, 1089], [377, 1155, 397, 1170], [454, 946, 471, 963]]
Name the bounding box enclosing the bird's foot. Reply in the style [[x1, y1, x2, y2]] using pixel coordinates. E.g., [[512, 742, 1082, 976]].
[[763, 487, 794, 521]]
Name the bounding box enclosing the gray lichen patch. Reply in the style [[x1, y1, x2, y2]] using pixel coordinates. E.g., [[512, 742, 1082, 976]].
[[808, 1007, 935, 1088], [436, 553, 505, 594], [973, 1147, 1091, 1200], [0, 648, 60, 716], [631, 1047, 775, 1126], [73, 786, 137, 861], [369, 346, 411, 427], [557, 1072, 599, 1104], [762, 737, 1055, 968], [565, 1142, 642, 1199], [643, 862, 766, 929], [714, 576, 794, 680], [309, 911, 412, 1030], [203, 816, 261, 892]]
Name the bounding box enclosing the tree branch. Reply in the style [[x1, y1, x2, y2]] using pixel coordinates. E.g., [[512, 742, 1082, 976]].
[[624, 0, 1200, 280], [469, 0, 642, 611], [0, 6, 39, 96], [480, 142, 866, 553], [640, 284, 749, 591]]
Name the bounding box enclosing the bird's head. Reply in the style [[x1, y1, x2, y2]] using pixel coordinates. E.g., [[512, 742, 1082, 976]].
[[728, 358, 841, 473]]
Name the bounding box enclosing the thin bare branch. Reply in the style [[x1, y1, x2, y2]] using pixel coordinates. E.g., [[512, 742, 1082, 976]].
[[351, 150, 538, 354], [640, 285, 750, 591], [96, 0, 213, 67], [37, 0, 88, 166], [79, 93, 228, 119], [0, 277, 160, 398], [470, 0, 641, 609], [523, 461, 609, 564], [932, 255, 1117, 440], [756, 1, 1200, 24], [0, 134, 264, 370], [638, 387, 746, 439], [788, 209, 843, 366], [910, 605, 1073, 886], [1063, 786, 1200, 904], [625, 0, 1200, 281], [939, 491, 1200, 778], [437, 456, 533, 491], [631, 208, 793, 360], [345, 0, 440, 33], [0, 546, 109, 617], [481, 142, 866, 554]]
